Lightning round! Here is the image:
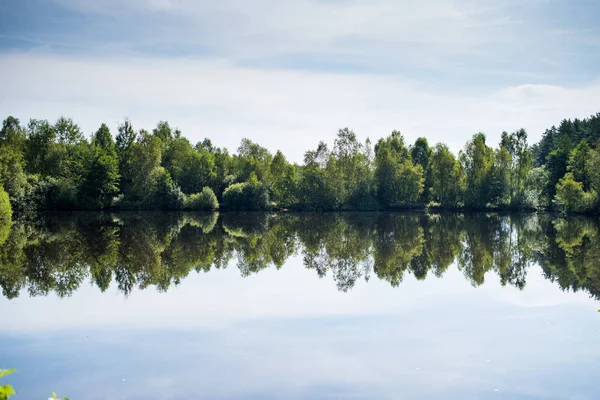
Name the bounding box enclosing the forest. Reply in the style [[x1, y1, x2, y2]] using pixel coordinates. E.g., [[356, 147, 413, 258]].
[[1, 112, 600, 217]]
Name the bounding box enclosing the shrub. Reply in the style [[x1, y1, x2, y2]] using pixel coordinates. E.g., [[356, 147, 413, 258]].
[[184, 187, 219, 210], [348, 181, 381, 211], [0, 185, 12, 224], [37, 177, 78, 210], [151, 169, 185, 210], [222, 177, 270, 211], [555, 173, 596, 213]]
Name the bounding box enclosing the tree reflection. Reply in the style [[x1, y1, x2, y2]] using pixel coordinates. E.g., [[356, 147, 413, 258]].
[[0, 211, 599, 302]]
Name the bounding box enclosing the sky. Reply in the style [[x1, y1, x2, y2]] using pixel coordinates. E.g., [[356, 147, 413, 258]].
[[1, 259, 599, 399], [0, 0, 599, 161]]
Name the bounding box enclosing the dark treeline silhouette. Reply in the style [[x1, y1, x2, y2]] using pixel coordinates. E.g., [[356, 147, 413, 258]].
[[1, 113, 600, 215], [0, 212, 599, 301]]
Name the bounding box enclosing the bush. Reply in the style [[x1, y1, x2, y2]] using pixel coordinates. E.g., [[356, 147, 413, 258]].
[[555, 173, 596, 213], [0, 185, 12, 222], [184, 187, 219, 210], [348, 182, 381, 211], [0, 186, 12, 244], [222, 179, 270, 211], [151, 169, 185, 210], [37, 177, 78, 210]]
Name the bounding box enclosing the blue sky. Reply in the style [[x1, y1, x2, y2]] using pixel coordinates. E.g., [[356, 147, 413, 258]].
[[1, 0, 600, 160]]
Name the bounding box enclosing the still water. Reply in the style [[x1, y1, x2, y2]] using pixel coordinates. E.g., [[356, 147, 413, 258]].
[[0, 212, 599, 399]]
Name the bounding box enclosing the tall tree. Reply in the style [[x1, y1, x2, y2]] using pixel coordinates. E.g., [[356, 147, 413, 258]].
[[568, 140, 591, 190], [374, 131, 423, 207], [115, 119, 137, 196], [545, 133, 572, 199], [430, 143, 464, 206], [80, 124, 120, 208], [461, 133, 494, 208], [0, 117, 28, 207], [410, 137, 432, 202]]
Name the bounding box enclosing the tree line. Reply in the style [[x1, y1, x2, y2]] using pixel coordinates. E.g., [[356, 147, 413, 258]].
[[1, 113, 600, 215], [0, 212, 598, 300]]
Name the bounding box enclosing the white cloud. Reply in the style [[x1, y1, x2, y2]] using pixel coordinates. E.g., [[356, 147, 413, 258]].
[[51, 0, 528, 61], [0, 52, 599, 161]]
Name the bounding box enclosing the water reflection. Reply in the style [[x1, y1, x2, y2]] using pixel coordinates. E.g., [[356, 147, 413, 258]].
[[1, 212, 599, 302]]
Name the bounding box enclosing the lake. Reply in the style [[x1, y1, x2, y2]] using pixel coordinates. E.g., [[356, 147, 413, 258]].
[[1, 212, 599, 399]]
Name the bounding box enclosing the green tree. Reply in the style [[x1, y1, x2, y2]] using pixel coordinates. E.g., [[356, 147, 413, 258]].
[[54, 116, 84, 145], [0, 185, 12, 225], [545, 133, 572, 199], [25, 119, 55, 175], [502, 129, 532, 205], [460, 133, 494, 208], [330, 128, 372, 206], [0, 117, 28, 208], [235, 138, 273, 183], [410, 137, 432, 202], [568, 140, 591, 189], [429, 143, 464, 206], [555, 173, 595, 212], [92, 123, 116, 152], [153, 120, 179, 143], [163, 137, 216, 194], [222, 172, 270, 211], [298, 142, 339, 210], [488, 145, 512, 206], [129, 132, 163, 203], [80, 146, 120, 208], [115, 119, 137, 196], [270, 150, 298, 207], [184, 187, 219, 210], [587, 149, 600, 198], [374, 131, 423, 207]]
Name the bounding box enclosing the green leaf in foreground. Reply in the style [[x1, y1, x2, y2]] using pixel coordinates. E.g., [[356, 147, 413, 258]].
[[0, 369, 16, 400], [0, 385, 16, 400]]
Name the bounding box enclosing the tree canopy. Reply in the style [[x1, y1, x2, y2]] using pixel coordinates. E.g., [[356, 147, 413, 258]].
[[1, 112, 600, 216]]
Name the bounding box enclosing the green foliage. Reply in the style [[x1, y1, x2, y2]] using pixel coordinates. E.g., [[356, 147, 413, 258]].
[[92, 123, 116, 152], [163, 137, 216, 194], [0, 211, 600, 304], [115, 119, 137, 196], [0, 369, 15, 400], [555, 173, 596, 213], [461, 133, 494, 208], [587, 149, 600, 195], [374, 131, 424, 207], [545, 136, 571, 199], [502, 129, 533, 206], [410, 137, 432, 202], [0, 186, 12, 226], [488, 146, 512, 206], [2, 112, 600, 213], [0, 369, 69, 400], [429, 143, 464, 206], [222, 173, 270, 211], [0, 117, 28, 208], [184, 187, 219, 210], [129, 132, 163, 202], [38, 177, 78, 210], [152, 168, 185, 210], [235, 138, 273, 183], [297, 142, 340, 210], [568, 140, 591, 189], [524, 167, 549, 208], [79, 145, 120, 208], [270, 150, 298, 207]]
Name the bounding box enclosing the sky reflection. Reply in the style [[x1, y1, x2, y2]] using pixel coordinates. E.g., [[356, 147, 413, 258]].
[[1, 255, 599, 400]]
